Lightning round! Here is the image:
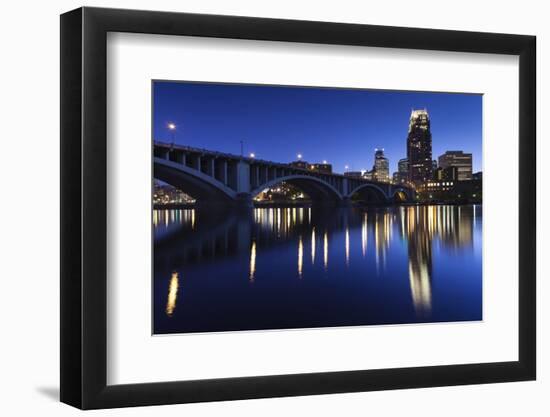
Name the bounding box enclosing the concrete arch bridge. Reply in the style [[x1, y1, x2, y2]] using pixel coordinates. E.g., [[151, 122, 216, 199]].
[[154, 142, 415, 207]]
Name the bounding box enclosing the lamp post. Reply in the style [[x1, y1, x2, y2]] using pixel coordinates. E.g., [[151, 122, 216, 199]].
[[168, 122, 176, 148]]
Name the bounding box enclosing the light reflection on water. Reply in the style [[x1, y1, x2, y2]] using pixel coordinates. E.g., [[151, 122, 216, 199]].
[[165, 271, 179, 317], [154, 205, 482, 334]]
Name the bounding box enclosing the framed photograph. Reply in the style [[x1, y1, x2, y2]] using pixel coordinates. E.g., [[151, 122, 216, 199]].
[[60, 7, 536, 409]]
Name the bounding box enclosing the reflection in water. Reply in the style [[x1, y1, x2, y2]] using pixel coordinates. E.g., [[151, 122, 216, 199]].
[[249, 241, 256, 282], [407, 210, 433, 316], [362, 213, 368, 257], [154, 204, 481, 333], [323, 231, 329, 270], [311, 228, 316, 265], [298, 236, 303, 278], [165, 271, 179, 317], [345, 228, 350, 267]]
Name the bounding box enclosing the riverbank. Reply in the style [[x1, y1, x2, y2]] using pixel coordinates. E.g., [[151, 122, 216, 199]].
[[154, 203, 196, 209], [153, 200, 482, 210]]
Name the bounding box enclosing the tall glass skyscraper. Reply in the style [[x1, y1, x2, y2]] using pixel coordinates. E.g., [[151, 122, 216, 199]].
[[407, 109, 433, 185], [373, 148, 390, 183]]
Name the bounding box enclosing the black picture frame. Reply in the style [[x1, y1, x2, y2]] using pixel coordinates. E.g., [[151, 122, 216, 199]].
[[60, 6, 536, 409]]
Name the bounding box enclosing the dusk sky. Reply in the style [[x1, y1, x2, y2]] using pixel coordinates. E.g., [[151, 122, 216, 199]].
[[153, 81, 482, 174]]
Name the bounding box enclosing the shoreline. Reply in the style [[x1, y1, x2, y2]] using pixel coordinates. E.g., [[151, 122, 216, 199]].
[[153, 201, 482, 210]]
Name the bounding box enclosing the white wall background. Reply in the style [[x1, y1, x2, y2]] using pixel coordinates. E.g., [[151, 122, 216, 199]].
[[0, 0, 545, 415]]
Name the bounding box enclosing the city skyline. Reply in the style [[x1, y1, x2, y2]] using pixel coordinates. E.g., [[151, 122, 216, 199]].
[[153, 81, 483, 175], [152, 81, 483, 336]]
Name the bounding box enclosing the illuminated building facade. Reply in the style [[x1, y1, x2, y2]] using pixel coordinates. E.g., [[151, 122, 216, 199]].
[[289, 160, 308, 170], [433, 166, 458, 182], [254, 181, 306, 202], [344, 171, 364, 178], [363, 170, 374, 181], [309, 162, 332, 174], [407, 109, 433, 185], [289, 160, 332, 174], [393, 157, 409, 184], [373, 148, 390, 183], [153, 180, 195, 205], [418, 177, 481, 203], [438, 151, 473, 181]]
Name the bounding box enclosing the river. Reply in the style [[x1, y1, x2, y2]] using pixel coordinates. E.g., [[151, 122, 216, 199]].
[[153, 205, 482, 334]]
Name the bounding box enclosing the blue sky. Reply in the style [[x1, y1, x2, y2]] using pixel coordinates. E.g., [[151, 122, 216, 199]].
[[153, 81, 482, 174]]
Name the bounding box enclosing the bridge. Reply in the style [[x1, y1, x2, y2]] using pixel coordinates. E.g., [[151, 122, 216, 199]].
[[153, 141, 415, 207]]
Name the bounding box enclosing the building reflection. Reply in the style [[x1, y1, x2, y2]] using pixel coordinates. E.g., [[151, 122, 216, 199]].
[[405, 207, 433, 317], [373, 211, 392, 271], [155, 205, 476, 315]]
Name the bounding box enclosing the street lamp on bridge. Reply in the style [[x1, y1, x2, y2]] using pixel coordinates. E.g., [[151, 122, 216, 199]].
[[167, 122, 176, 148]]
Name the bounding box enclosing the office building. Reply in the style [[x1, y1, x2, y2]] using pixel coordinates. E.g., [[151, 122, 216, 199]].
[[407, 109, 433, 185], [438, 151, 473, 181], [373, 148, 390, 183]]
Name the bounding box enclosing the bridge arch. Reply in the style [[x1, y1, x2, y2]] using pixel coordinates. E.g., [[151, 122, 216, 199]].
[[154, 157, 237, 203], [392, 187, 413, 203], [347, 183, 388, 204], [251, 175, 343, 203]]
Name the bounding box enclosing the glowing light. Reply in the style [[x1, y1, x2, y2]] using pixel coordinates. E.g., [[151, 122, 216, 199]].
[[167, 123, 176, 130], [323, 160, 327, 164], [249, 241, 256, 282], [249, 152, 255, 158], [165, 271, 179, 317], [362, 213, 368, 257], [323, 231, 328, 270], [311, 228, 316, 264], [297, 153, 302, 159], [345, 228, 350, 267], [191, 209, 195, 230], [298, 236, 303, 278], [408, 261, 432, 317]]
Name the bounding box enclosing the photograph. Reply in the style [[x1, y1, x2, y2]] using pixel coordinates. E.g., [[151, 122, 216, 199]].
[[152, 81, 483, 335]]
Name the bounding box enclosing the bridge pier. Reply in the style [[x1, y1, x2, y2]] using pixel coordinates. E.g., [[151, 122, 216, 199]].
[[338, 196, 353, 208], [235, 193, 254, 209]]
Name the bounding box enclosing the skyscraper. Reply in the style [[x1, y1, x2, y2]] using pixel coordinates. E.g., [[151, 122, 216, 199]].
[[438, 151, 473, 181], [407, 109, 433, 185], [393, 157, 409, 184], [373, 148, 390, 183]]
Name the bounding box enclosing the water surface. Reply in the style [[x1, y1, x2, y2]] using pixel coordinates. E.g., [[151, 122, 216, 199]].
[[153, 205, 482, 334]]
